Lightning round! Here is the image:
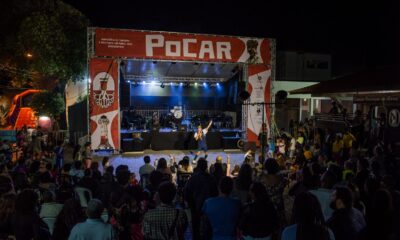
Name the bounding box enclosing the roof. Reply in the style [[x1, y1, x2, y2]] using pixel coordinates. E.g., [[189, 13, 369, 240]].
[[289, 65, 400, 95]]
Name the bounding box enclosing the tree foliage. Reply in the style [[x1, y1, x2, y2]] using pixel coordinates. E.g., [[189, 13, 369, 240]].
[[0, 0, 89, 88], [29, 91, 65, 118]]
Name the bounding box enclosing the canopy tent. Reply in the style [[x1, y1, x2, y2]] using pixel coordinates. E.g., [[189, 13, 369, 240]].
[[289, 65, 400, 96]]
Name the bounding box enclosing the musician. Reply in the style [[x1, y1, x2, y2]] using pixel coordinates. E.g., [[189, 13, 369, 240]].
[[193, 120, 213, 162]]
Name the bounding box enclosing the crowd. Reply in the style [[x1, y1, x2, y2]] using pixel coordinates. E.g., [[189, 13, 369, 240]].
[[0, 121, 399, 240]]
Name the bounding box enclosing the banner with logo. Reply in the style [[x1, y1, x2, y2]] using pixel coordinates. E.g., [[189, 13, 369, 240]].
[[89, 58, 120, 151], [247, 64, 271, 145], [95, 28, 271, 64]]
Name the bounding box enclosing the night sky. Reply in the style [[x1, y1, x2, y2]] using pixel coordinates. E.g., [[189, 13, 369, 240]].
[[64, 0, 399, 76]]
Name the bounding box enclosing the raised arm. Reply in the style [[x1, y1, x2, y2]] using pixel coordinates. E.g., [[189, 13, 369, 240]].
[[205, 120, 213, 131]]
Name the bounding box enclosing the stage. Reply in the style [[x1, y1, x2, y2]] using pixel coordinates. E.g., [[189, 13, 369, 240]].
[[120, 128, 242, 152]]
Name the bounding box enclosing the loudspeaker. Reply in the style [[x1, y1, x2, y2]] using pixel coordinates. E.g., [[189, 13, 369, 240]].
[[275, 90, 288, 104], [244, 141, 257, 152], [238, 91, 250, 101], [237, 140, 257, 152]]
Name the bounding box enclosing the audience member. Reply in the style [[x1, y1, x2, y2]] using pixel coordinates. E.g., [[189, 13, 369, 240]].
[[68, 199, 115, 240], [202, 176, 241, 240], [327, 186, 366, 240], [143, 182, 187, 239]]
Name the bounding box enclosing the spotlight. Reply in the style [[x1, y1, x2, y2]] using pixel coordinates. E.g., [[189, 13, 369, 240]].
[[216, 83, 220, 86], [203, 82, 207, 87], [194, 82, 198, 86], [142, 81, 146, 84], [160, 82, 165, 88], [151, 81, 155, 85], [170, 82, 173, 86], [126, 80, 131, 83], [180, 82, 183, 86]]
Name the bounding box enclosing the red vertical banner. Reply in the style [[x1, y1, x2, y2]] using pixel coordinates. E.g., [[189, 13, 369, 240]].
[[246, 64, 271, 146], [89, 58, 120, 151]]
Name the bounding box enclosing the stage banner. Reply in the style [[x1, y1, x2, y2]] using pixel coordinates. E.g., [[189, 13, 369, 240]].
[[95, 28, 271, 64], [89, 58, 120, 151], [247, 64, 271, 146]]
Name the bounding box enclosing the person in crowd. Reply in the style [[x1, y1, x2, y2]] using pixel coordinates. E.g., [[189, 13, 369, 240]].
[[327, 186, 366, 240], [354, 158, 370, 200], [139, 155, 155, 176], [342, 129, 356, 160], [97, 166, 118, 209], [289, 136, 297, 159], [240, 182, 278, 239], [109, 186, 145, 239], [303, 145, 313, 161], [144, 170, 164, 209], [267, 138, 276, 156], [282, 191, 334, 240], [184, 158, 218, 240], [69, 199, 115, 240], [331, 134, 344, 160], [231, 163, 253, 204], [39, 190, 63, 219], [143, 181, 188, 240], [310, 170, 336, 220], [156, 158, 172, 182], [0, 164, 15, 195], [90, 162, 102, 181], [277, 137, 286, 155], [77, 169, 99, 197], [258, 158, 286, 224], [82, 142, 92, 169], [177, 156, 193, 173], [12, 189, 50, 240], [54, 141, 65, 170], [52, 198, 85, 240], [296, 132, 305, 149], [342, 160, 355, 181], [202, 176, 241, 240], [209, 156, 227, 184], [102, 156, 111, 171], [70, 161, 85, 183], [0, 193, 16, 239], [231, 164, 240, 177]]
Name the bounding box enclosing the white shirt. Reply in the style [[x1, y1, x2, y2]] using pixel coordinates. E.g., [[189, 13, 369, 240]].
[[194, 129, 208, 139]]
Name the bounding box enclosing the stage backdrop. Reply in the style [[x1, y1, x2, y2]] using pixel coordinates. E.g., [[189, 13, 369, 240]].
[[89, 28, 273, 150], [89, 58, 120, 150]]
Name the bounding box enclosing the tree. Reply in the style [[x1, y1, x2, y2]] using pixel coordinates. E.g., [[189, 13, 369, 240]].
[[29, 91, 65, 118], [0, 0, 89, 89]]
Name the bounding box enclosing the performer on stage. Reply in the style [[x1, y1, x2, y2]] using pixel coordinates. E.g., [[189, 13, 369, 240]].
[[193, 120, 213, 162]]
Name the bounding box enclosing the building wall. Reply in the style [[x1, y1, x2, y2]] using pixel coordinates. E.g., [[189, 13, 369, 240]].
[[277, 51, 331, 81]]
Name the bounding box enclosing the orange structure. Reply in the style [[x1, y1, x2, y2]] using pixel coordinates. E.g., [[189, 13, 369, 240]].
[[7, 89, 40, 130]]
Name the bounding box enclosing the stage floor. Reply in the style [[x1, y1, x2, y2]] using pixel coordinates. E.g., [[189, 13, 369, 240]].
[[93, 149, 259, 176]]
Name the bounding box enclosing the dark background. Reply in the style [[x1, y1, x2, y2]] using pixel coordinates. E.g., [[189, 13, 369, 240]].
[[64, 0, 399, 77]]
